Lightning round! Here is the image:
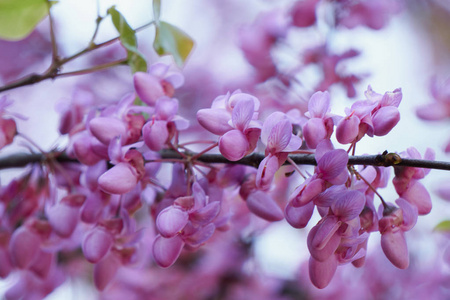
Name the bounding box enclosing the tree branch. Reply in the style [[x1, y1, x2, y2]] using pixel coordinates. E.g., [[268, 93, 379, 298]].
[[0, 21, 155, 94], [1, 150, 449, 171]]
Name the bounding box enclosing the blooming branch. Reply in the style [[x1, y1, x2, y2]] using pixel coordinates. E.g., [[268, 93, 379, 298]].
[[1, 149, 449, 171]]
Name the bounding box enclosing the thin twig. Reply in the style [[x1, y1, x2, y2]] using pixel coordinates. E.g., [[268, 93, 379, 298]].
[[0, 21, 155, 94]]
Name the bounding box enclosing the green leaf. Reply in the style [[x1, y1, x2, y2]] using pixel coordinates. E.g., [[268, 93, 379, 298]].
[[107, 6, 147, 73], [434, 220, 450, 232], [153, 21, 194, 67], [0, 0, 54, 41], [153, 0, 161, 22]]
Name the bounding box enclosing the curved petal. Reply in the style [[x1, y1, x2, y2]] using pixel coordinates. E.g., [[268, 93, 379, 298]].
[[308, 91, 330, 118], [219, 129, 249, 161], [381, 230, 409, 269], [261, 112, 286, 145], [143, 120, 169, 151], [47, 203, 79, 237], [98, 163, 138, 195], [133, 72, 164, 106], [94, 254, 120, 291], [152, 235, 184, 268], [267, 119, 292, 153], [197, 108, 232, 135], [331, 190, 365, 222], [231, 98, 254, 131], [89, 117, 126, 145], [372, 106, 400, 136], [401, 180, 432, 215], [155, 97, 179, 121], [82, 227, 113, 263], [246, 190, 284, 221], [255, 155, 280, 190], [184, 223, 216, 247], [156, 207, 189, 238], [336, 115, 360, 144], [303, 118, 327, 149], [189, 201, 221, 226], [316, 149, 349, 182], [309, 255, 338, 289], [9, 227, 40, 269], [285, 201, 314, 228]]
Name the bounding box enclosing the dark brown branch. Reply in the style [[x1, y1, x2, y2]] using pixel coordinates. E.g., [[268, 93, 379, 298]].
[[1, 150, 449, 171]]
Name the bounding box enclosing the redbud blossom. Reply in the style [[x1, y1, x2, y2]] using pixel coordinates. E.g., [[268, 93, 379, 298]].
[[303, 91, 334, 149], [133, 62, 184, 106], [256, 112, 302, 189], [378, 198, 417, 269]]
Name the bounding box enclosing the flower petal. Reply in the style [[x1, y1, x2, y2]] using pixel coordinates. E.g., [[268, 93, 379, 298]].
[[152, 235, 184, 268], [307, 91, 330, 118], [381, 230, 409, 269], [156, 206, 189, 238], [219, 129, 249, 161], [82, 227, 113, 263], [246, 190, 284, 221], [232, 98, 254, 131], [197, 108, 233, 135], [98, 163, 138, 195], [285, 201, 314, 228]]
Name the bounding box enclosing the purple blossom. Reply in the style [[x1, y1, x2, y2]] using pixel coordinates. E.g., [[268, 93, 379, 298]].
[[256, 111, 302, 189], [134, 62, 184, 106]]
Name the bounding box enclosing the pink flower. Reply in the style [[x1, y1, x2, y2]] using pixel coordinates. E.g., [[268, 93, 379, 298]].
[[197, 92, 262, 161], [256, 112, 302, 189], [0, 96, 17, 149], [291, 0, 319, 28], [153, 182, 220, 267], [98, 146, 145, 195], [134, 62, 184, 106], [336, 0, 403, 30], [336, 86, 402, 144], [417, 77, 450, 121], [302, 91, 334, 149], [379, 198, 418, 269], [238, 9, 289, 80], [393, 147, 434, 215], [142, 96, 189, 151]]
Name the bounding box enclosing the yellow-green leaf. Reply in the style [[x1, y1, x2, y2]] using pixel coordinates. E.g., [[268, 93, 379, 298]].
[[0, 0, 54, 41], [153, 21, 194, 67], [107, 6, 147, 73], [434, 220, 450, 232]]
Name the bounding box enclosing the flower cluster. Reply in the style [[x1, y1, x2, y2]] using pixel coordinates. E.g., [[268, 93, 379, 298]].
[[0, 0, 444, 298]]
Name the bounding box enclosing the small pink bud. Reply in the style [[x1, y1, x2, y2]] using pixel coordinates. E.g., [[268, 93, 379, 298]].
[[309, 255, 338, 289], [219, 129, 249, 161], [156, 207, 189, 238], [47, 203, 79, 237], [372, 106, 400, 136], [94, 253, 120, 291], [82, 227, 113, 263], [134, 72, 165, 106], [196, 108, 233, 135], [98, 163, 138, 195], [152, 235, 184, 268], [89, 117, 126, 145], [9, 227, 40, 269], [336, 115, 360, 144], [29, 250, 53, 278], [0, 118, 16, 149], [143, 120, 169, 151], [381, 230, 409, 269]]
